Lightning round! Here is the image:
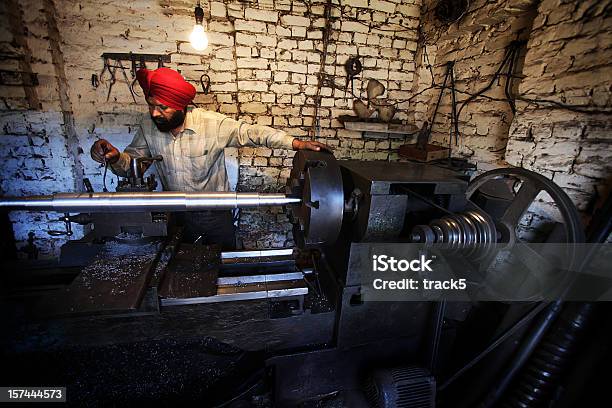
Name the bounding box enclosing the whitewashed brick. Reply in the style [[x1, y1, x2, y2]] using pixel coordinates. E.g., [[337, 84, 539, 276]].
[[236, 32, 257, 45], [261, 93, 276, 103], [292, 50, 308, 61], [370, 0, 396, 13], [358, 46, 379, 56], [236, 46, 251, 57], [354, 33, 368, 44], [397, 4, 420, 18], [237, 69, 253, 79], [217, 94, 233, 103], [209, 21, 233, 33], [280, 15, 310, 27], [236, 58, 269, 69], [220, 104, 238, 114], [292, 26, 307, 37], [255, 70, 271, 80], [276, 61, 307, 73], [270, 83, 301, 94], [278, 39, 298, 49], [348, 0, 368, 7], [238, 81, 268, 91], [211, 82, 238, 92], [256, 34, 277, 46], [246, 8, 278, 23], [235, 19, 267, 33], [257, 116, 273, 126], [291, 73, 306, 84], [341, 21, 369, 33], [209, 32, 234, 46], [274, 116, 288, 126], [393, 39, 407, 49], [227, 4, 244, 18], [276, 26, 291, 36], [209, 72, 233, 82], [307, 30, 323, 39], [210, 2, 226, 18], [260, 48, 275, 59], [337, 44, 358, 54], [241, 102, 267, 114], [274, 71, 289, 81], [210, 59, 236, 71], [306, 52, 320, 63]]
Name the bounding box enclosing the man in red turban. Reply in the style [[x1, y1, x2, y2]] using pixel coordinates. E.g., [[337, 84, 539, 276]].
[[90, 67, 330, 249]]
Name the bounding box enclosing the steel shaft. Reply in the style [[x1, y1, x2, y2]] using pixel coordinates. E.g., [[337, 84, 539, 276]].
[[0, 191, 301, 213]]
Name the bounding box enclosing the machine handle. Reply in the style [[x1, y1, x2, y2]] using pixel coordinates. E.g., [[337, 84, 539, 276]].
[[130, 155, 163, 178]]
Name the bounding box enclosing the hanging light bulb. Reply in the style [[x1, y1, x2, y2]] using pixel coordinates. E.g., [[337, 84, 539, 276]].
[[189, 2, 208, 51]]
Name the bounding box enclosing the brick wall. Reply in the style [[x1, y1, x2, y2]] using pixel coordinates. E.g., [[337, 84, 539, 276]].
[[0, 0, 85, 257], [0, 0, 422, 256], [413, 0, 538, 170], [1, 0, 610, 257], [413, 0, 611, 238], [505, 0, 612, 215]]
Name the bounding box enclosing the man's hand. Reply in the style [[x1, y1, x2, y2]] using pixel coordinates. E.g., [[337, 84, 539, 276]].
[[91, 139, 120, 164], [292, 139, 334, 153]]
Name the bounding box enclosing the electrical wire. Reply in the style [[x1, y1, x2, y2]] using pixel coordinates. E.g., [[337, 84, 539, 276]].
[[315, 0, 611, 126], [456, 43, 518, 119], [331, 0, 421, 33], [515, 95, 612, 115], [455, 41, 612, 117], [102, 159, 109, 192]]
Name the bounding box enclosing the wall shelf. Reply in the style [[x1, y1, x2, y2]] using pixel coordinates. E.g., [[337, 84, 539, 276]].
[[344, 121, 419, 139]]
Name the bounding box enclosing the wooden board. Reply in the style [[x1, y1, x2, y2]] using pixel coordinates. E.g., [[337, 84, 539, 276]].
[[399, 143, 450, 162], [344, 121, 419, 134]]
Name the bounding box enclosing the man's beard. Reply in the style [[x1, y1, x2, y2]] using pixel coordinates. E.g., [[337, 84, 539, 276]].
[[152, 110, 185, 132]]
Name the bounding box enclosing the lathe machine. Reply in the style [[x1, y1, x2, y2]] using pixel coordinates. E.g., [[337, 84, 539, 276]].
[[1, 151, 604, 407]]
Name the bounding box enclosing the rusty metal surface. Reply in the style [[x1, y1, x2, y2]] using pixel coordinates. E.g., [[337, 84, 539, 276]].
[[158, 244, 220, 298], [340, 160, 467, 195], [355, 194, 408, 242]]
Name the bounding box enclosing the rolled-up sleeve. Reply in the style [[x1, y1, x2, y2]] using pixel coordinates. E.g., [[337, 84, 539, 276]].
[[110, 125, 151, 177], [218, 117, 294, 149]]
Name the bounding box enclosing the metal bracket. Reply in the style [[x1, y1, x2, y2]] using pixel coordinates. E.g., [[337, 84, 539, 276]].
[[101, 53, 171, 76], [99, 53, 171, 101]]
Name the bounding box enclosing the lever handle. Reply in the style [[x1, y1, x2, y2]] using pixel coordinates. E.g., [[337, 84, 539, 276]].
[[130, 155, 163, 178]]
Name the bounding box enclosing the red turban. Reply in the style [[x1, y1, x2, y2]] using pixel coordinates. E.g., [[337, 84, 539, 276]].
[[136, 67, 196, 110]]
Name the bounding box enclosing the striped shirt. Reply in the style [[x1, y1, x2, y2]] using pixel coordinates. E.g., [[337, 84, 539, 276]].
[[111, 108, 294, 191]]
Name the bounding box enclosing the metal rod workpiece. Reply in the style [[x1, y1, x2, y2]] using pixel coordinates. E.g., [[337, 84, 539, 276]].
[[0, 191, 301, 213]]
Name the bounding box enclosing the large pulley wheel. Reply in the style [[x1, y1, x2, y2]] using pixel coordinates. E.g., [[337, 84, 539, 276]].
[[466, 167, 585, 245], [467, 167, 585, 300], [287, 151, 344, 248]]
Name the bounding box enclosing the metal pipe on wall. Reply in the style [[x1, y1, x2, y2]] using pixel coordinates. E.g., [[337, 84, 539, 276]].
[[0, 191, 301, 213]]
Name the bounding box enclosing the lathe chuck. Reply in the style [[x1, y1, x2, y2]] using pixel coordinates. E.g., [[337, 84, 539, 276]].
[[287, 151, 344, 248]]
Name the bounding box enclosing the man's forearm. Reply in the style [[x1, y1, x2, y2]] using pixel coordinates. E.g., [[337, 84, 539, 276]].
[[292, 138, 334, 153], [262, 128, 294, 149], [109, 152, 132, 177]]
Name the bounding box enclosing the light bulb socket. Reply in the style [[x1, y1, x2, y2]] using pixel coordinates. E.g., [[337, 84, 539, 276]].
[[194, 5, 204, 25]]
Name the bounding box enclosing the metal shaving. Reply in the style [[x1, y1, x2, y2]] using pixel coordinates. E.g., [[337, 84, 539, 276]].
[[79, 240, 159, 291]]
